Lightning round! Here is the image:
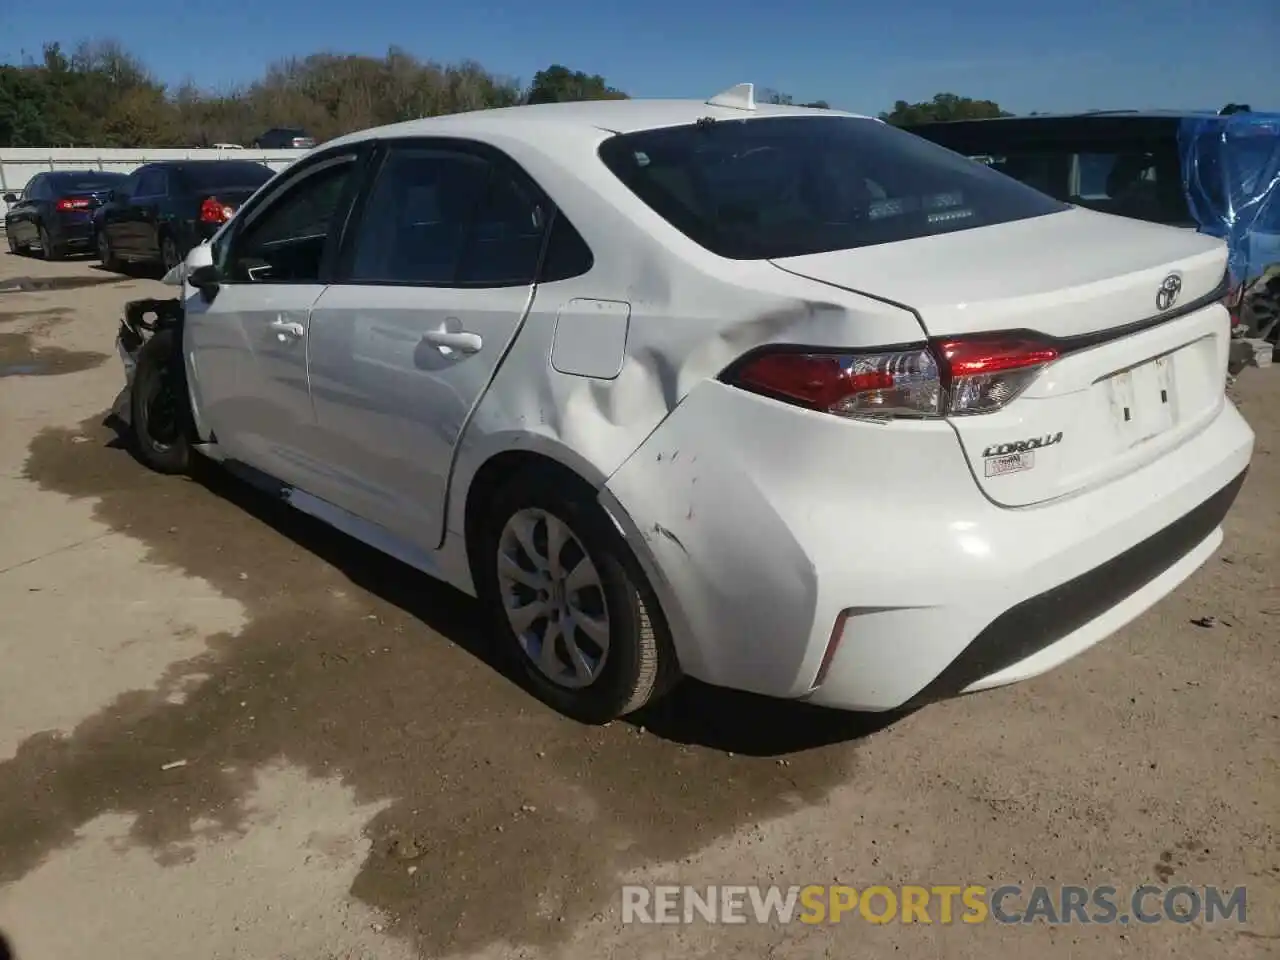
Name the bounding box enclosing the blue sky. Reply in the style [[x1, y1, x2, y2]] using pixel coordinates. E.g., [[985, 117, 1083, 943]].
[[2, 0, 1277, 115]]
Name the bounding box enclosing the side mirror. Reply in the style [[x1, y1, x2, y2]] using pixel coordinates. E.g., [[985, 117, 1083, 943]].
[[168, 243, 220, 299], [188, 264, 220, 288], [2, 193, 16, 204]]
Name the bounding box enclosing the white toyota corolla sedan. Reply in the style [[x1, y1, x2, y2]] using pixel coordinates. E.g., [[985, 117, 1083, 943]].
[[123, 84, 1254, 723]]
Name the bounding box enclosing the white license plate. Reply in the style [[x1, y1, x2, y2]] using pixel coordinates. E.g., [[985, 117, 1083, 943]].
[[1107, 353, 1176, 442]]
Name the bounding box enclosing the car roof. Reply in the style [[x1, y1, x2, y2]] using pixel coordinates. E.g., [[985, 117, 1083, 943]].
[[323, 94, 869, 153], [137, 160, 271, 171], [46, 170, 125, 180], [901, 109, 1227, 133]]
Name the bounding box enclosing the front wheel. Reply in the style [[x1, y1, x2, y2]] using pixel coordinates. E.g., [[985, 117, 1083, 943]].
[[5, 230, 18, 255], [477, 468, 679, 723], [130, 328, 192, 475]]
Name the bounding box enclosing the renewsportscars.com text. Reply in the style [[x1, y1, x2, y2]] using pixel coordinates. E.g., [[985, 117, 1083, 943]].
[[621, 883, 1248, 926]]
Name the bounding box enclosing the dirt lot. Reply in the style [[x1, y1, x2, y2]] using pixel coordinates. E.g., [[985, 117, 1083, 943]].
[[0, 252, 1276, 960]]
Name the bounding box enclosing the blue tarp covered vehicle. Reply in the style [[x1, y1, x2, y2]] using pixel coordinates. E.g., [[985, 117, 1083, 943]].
[[1181, 112, 1280, 339]]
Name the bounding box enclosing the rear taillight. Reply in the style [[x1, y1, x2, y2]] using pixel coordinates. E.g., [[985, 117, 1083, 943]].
[[55, 196, 92, 211], [200, 196, 234, 224], [933, 336, 1060, 415], [723, 335, 1060, 421]]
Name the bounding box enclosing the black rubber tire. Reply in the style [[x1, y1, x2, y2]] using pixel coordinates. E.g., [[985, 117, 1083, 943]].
[[130, 328, 193, 475], [38, 224, 62, 261], [97, 230, 124, 273], [5, 229, 17, 255], [476, 467, 679, 724]]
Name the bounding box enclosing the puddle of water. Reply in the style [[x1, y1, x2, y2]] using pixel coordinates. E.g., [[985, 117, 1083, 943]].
[[0, 333, 106, 378], [0, 275, 127, 294], [5, 415, 891, 956]]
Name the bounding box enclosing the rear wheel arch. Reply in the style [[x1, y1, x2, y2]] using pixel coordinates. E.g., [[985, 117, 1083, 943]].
[[463, 450, 600, 585], [463, 448, 682, 720]]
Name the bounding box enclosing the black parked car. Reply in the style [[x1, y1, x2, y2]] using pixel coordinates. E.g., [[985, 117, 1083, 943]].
[[4, 170, 128, 259], [94, 160, 276, 273], [252, 127, 317, 149]]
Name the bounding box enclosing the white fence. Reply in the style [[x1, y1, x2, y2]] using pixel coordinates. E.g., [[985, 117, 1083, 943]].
[[1, 148, 302, 227]]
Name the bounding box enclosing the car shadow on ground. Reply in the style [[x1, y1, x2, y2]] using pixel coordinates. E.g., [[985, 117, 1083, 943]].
[[101, 413, 911, 758], [89, 261, 163, 280]]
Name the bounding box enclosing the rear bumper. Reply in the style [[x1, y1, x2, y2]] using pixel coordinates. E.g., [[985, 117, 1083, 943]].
[[901, 465, 1246, 707], [602, 381, 1255, 711], [50, 212, 96, 247]]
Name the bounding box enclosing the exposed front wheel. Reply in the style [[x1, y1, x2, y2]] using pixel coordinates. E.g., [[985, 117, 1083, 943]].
[[129, 328, 192, 475], [5, 230, 17, 255], [478, 469, 678, 723]]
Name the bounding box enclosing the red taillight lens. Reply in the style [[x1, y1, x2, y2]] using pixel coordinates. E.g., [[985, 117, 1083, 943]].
[[55, 196, 92, 211], [726, 346, 943, 421], [724, 335, 1060, 420], [199, 196, 234, 224], [934, 336, 1060, 415]]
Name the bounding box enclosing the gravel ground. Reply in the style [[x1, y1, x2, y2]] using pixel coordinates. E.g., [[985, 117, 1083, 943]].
[[0, 252, 1276, 960]]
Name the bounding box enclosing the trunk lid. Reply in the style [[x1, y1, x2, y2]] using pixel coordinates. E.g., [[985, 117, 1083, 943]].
[[773, 207, 1232, 507]]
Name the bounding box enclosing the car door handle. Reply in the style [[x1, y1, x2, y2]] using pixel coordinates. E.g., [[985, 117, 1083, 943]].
[[269, 318, 305, 341], [420, 330, 482, 355]]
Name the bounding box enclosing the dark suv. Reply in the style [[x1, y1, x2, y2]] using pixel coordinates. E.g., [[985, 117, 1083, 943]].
[[905, 109, 1280, 343], [252, 128, 317, 149]]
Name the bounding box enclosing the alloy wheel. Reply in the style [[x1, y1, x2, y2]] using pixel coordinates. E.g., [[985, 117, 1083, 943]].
[[496, 508, 611, 689]]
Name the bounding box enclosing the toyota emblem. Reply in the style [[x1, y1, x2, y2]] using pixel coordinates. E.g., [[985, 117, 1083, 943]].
[[1156, 274, 1182, 311]]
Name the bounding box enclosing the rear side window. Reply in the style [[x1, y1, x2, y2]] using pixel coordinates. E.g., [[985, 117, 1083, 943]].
[[598, 116, 1068, 259]]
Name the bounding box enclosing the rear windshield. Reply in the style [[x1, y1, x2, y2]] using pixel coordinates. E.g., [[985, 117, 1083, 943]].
[[180, 162, 275, 191], [48, 173, 125, 192], [597, 116, 1069, 259]]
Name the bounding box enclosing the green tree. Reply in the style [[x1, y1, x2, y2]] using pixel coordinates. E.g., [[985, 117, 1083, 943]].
[[0, 42, 631, 147], [525, 64, 627, 104], [879, 92, 1011, 125], [0, 67, 59, 146]]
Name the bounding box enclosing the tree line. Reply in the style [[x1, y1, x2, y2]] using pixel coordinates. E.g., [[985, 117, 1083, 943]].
[[0, 40, 1010, 148]]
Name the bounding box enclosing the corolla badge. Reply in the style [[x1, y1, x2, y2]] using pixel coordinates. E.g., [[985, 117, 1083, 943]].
[[1156, 273, 1182, 312], [982, 432, 1064, 459]]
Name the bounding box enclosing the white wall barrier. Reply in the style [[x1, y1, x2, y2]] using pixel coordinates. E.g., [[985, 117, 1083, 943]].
[[0, 148, 301, 230]]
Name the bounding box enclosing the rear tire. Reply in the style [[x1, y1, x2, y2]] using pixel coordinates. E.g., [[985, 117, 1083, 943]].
[[160, 234, 181, 273], [97, 229, 124, 273], [476, 467, 679, 723], [130, 328, 193, 475], [38, 224, 62, 261]]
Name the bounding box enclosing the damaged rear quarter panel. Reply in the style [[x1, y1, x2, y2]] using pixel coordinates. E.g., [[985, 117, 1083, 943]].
[[443, 133, 929, 684], [446, 130, 929, 533]]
